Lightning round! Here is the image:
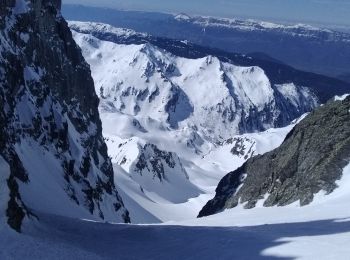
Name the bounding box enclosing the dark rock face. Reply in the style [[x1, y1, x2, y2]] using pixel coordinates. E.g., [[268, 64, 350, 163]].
[[228, 137, 255, 160], [134, 144, 185, 182], [0, 0, 129, 231], [199, 96, 350, 217]]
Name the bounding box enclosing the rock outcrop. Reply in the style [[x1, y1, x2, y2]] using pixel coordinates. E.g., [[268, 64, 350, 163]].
[[0, 0, 129, 232], [199, 96, 350, 217]]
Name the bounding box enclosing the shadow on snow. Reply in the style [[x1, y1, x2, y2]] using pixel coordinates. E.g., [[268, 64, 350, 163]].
[[23, 213, 350, 260]]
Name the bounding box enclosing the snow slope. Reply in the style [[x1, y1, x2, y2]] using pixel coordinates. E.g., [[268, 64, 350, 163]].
[[1, 214, 349, 260], [1, 162, 349, 259], [176, 163, 350, 227]]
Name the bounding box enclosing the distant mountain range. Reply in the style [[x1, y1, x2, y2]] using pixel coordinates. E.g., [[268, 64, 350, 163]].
[[63, 4, 350, 81]]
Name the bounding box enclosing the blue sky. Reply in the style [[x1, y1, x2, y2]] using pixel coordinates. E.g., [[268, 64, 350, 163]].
[[63, 0, 350, 26]]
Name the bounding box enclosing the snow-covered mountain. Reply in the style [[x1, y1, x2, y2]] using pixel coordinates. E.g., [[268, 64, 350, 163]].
[[68, 21, 343, 223], [63, 5, 350, 79], [69, 21, 350, 104], [174, 14, 349, 41], [71, 21, 319, 142], [0, 1, 129, 232]]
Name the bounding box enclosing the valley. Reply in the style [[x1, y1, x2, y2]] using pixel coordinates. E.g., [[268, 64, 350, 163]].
[[1, 1, 350, 259]]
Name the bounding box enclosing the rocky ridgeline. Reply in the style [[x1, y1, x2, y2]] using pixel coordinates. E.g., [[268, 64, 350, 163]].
[[199, 96, 350, 217], [0, 0, 129, 232]]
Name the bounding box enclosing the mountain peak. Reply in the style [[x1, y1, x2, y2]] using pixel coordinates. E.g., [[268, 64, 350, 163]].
[[175, 13, 192, 21]]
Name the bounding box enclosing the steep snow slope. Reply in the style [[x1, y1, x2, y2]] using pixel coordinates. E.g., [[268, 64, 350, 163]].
[[0, 0, 129, 231], [1, 164, 349, 259]]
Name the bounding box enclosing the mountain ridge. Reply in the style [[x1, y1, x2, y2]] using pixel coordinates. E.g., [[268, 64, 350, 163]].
[[199, 96, 350, 217], [69, 21, 350, 104], [71, 22, 321, 142], [63, 4, 350, 79]]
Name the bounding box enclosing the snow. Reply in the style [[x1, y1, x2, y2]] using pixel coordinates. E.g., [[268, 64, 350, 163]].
[[0, 18, 349, 260], [6, 83, 128, 223], [23, 65, 45, 82], [104, 113, 298, 223], [334, 93, 350, 101], [174, 13, 337, 38], [173, 163, 350, 227], [70, 23, 317, 225], [1, 161, 350, 260], [13, 0, 29, 15], [19, 32, 29, 43], [175, 13, 192, 21], [14, 138, 97, 221], [276, 83, 303, 107], [68, 21, 147, 38], [71, 27, 314, 142]]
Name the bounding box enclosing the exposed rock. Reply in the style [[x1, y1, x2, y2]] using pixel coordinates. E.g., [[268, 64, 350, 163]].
[[134, 144, 185, 182], [228, 137, 256, 160], [199, 96, 350, 217], [0, 0, 129, 231]]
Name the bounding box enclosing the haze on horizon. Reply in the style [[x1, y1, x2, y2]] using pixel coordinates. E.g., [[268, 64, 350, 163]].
[[63, 0, 350, 27]]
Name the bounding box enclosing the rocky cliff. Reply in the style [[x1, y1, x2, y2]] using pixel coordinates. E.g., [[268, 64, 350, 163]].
[[199, 96, 350, 217], [0, 0, 129, 232]]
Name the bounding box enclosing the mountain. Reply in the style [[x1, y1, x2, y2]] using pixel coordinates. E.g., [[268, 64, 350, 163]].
[[62, 4, 350, 79], [2, 4, 350, 260], [67, 21, 350, 223], [69, 21, 350, 104], [0, 0, 129, 232], [72, 23, 319, 141], [199, 95, 350, 217]]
